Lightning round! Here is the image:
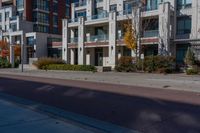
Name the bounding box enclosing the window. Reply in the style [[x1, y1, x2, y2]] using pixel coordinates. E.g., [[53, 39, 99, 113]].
[[16, 0, 24, 9], [33, 0, 49, 11], [146, 0, 158, 11], [110, 5, 117, 12], [33, 12, 49, 24], [34, 24, 49, 33], [177, 0, 192, 9], [27, 37, 35, 45], [177, 16, 191, 35], [124, 2, 132, 14], [75, 11, 86, 18]]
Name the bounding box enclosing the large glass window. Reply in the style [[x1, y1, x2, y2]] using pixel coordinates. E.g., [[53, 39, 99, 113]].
[[75, 11, 86, 18], [110, 4, 117, 12], [33, 0, 49, 11], [177, 16, 191, 35], [124, 2, 132, 14], [16, 0, 24, 9], [146, 0, 158, 11], [177, 0, 192, 9], [33, 12, 49, 24]]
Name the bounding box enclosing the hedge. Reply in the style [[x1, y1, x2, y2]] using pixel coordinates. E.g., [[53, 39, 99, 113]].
[[116, 55, 176, 73], [33, 57, 64, 69], [42, 64, 97, 72]]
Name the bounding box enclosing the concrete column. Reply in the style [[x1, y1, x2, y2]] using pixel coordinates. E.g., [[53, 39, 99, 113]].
[[104, 0, 110, 12], [9, 45, 15, 68], [108, 12, 116, 68], [71, 3, 75, 20], [86, 50, 90, 65], [191, 0, 200, 39], [117, 0, 123, 12], [70, 49, 75, 65], [62, 19, 69, 63], [87, 0, 93, 19], [158, 2, 171, 55], [78, 17, 85, 65]]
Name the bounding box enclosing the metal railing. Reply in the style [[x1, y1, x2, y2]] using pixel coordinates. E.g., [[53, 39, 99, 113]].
[[69, 37, 78, 43], [86, 12, 108, 21], [86, 34, 108, 42], [74, 1, 87, 7], [117, 10, 132, 16], [143, 30, 159, 38]]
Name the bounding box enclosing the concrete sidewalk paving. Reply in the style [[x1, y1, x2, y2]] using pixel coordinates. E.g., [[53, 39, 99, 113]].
[[0, 93, 138, 133], [0, 68, 200, 93]]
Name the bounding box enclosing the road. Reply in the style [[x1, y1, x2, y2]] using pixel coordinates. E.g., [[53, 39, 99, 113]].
[[0, 74, 200, 133]]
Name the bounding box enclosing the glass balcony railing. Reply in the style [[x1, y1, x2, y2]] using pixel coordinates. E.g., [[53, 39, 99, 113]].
[[68, 18, 79, 23], [69, 37, 78, 43], [142, 5, 158, 12], [86, 13, 108, 20], [86, 35, 108, 42], [117, 10, 132, 16], [143, 30, 159, 38], [74, 1, 87, 7], [95, 0, 103, 3]]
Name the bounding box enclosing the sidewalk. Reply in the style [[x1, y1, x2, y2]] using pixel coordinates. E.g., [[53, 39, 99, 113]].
[[0, 68, 200, 93]]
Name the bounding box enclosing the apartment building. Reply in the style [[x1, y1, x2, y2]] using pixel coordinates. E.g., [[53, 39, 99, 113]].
[[0, 0, 71, 64], [62, 0, 200, 68]]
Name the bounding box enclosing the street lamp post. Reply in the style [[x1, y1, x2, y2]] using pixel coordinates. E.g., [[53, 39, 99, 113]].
[[21, 34, 24, 72]]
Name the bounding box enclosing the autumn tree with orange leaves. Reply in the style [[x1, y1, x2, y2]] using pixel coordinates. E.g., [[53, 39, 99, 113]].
[[0, 40, 9, 58]]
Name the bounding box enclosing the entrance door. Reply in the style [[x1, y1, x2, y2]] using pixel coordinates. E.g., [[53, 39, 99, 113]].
[[95, 48, 103, 66]]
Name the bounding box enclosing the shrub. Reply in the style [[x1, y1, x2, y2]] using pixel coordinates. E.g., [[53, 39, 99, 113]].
[[115, 56, 136, 72], [143, 55, 176, 73], [44, 64, 97, 72], [33, 57, 64, 69], [0, 58, 11, 68], [186, 68, 198, 75]]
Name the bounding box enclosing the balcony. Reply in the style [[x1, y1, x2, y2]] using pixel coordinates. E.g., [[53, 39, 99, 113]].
[[142, 5, 158, 12], [86, 12, 108, 21], [117, 10, 132, 16], [143, 30, 159, 38], [86, 35, 108, 42], [69, 37, 78, 44], [74, 1, 87, 8], [68, 18, 79, 23]]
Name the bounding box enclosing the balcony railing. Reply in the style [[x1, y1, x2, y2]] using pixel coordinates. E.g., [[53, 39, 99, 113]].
[[117, 10, 132, 16], [74, 1, 87, 7], [95, 0, 103, 3], [143, 30, 159, 38], [69, 37, 78, 43], [86, 12, 108, 21], [68, 18, 79, 23], [86, 35, 108, 42], [142, 5, 158, 12]]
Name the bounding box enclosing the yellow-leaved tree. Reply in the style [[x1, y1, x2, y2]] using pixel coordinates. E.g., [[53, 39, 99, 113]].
[[124, 21, 137, 55]]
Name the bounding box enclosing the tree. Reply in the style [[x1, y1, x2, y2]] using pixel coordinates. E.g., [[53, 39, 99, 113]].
[[124, 21, 137, 52], [0, 40, 9, 58], [123, 0, 151, 60], [14, 44, 21, 58], [184, 47, 195, 66]]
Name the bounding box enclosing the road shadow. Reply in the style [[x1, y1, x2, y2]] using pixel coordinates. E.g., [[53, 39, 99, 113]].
[[0, 76, 199, 133]]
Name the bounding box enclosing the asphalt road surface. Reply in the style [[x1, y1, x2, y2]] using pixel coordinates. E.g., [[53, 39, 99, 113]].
[[0, 74, 200, 133]]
